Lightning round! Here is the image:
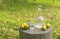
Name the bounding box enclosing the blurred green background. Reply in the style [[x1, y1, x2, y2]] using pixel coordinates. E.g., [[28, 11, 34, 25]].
[[0, 0, 60, 39]]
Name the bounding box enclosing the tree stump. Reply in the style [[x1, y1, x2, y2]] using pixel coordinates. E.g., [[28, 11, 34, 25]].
[[19, 27, 52, 39]]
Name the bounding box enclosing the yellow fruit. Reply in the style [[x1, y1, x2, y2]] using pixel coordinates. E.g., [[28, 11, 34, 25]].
[[24, 23, 29, 26], [46, 23, 51, 28], [25, 25, 30, 29], [24, 23, 30, 29], [42, 26, 47, 31], [20, 23, 30, 30], [20, 24, 25, 29]]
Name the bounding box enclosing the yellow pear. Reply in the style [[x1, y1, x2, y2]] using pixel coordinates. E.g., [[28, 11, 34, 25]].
[[46, 23, 51, 28], [24, 23, 30, 29], [20, 23, 30, 30], [25, 25, 30, 29], [24, 23, 29, 26], [20, 24, 25, 29], [42, 25, 47, 31]]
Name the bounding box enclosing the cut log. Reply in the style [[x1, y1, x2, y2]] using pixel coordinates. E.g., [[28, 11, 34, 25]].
[[19, 28, 52, 39]]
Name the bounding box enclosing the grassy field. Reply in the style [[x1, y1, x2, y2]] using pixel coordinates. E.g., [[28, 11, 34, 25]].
[[0, 0, 60, 39]]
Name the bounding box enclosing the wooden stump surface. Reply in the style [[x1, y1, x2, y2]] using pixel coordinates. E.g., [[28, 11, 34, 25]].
[[19, 27, 52, 39]]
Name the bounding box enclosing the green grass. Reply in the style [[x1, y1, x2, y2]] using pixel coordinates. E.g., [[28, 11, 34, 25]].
[[0, 0, 60, 39]]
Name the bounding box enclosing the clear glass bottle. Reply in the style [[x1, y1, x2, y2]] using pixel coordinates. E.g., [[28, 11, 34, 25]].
[[34, 16, 45, 29]]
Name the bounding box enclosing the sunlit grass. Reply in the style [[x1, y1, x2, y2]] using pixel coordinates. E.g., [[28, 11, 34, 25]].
[[0, 6, 60, 39], [0, 0, 60, 39]]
